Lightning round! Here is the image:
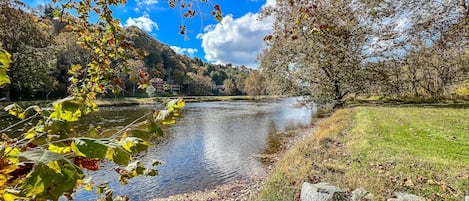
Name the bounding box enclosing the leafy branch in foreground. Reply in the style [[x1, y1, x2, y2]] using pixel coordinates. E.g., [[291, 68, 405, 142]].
[[0, 0, 221, 199], [0, 97, 186, 200]]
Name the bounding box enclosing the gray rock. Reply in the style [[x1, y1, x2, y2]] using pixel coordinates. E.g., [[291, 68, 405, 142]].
[[300, 182, 349, 201], [387, 192, 426, 201], [351, 188, 374, 201]]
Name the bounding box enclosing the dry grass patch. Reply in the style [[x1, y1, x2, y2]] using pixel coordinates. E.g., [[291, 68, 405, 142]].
[[257, 108, 354, 201]]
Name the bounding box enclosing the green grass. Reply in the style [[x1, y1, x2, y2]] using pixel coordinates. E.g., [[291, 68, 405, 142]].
[[258, 106, 469, 201]]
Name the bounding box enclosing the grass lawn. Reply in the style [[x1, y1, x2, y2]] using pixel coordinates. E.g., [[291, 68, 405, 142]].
[[258, 106, 469, 201]]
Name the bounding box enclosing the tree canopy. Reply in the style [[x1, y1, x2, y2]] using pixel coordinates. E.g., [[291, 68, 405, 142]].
[[259, 0, 469, 107]]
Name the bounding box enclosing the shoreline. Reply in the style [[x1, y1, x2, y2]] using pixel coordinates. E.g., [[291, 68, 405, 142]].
[[95, 95, 284, 107], [150, 125, 320, 201]]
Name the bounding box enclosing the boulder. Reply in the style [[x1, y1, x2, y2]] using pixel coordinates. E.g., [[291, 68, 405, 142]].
[[387, 192, 426, 201], [300, 182, 349, 201]]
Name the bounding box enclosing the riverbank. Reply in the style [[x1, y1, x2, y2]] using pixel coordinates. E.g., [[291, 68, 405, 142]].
[[258, 106, 469, 201], [151, 105, 468, 201], [95, 96, 283, 107], [0, 95, 283, 108]]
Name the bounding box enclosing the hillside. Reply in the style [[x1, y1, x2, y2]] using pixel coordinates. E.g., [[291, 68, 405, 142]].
[[0, 6, 254, 100]]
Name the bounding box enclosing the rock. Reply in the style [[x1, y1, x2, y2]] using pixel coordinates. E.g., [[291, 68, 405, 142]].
[[387, 192, 426, 201], [300, 182, 349, 201], [351, 188, 374, 201]]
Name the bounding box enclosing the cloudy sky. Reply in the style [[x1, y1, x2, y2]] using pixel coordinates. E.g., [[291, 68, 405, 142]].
[[25, 0, 275, 68]]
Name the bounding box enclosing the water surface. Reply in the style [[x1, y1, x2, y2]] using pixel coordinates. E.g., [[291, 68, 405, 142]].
[[68, 98, 315, 200]]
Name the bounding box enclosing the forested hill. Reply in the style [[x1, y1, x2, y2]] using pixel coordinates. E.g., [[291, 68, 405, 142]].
[[0, 5, 254, 101]]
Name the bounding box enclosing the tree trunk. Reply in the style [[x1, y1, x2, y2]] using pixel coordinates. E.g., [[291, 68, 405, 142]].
[[333, 80, 344, 108], [460, 0, 468, 15], [6, 86, 11, 101]]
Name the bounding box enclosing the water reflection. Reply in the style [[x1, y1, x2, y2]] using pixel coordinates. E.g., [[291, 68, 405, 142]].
[[72, 98, 315, 200]]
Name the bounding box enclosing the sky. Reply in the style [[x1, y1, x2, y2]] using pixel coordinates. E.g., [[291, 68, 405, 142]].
[[24, 0, 276, 68]]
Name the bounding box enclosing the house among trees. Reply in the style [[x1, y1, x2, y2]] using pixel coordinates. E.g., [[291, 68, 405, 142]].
[[150, 78, 180, 94]]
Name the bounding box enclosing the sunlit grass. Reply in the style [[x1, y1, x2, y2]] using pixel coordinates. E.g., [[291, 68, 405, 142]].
[[257, 106, 469, 201]]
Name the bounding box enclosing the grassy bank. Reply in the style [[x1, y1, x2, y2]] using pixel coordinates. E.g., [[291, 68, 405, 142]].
[[258, 106, 469, 201]]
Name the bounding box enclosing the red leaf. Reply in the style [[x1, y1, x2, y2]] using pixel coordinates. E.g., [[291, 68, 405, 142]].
[[8, 163, 34, 182], [73, 157, 100, 171]]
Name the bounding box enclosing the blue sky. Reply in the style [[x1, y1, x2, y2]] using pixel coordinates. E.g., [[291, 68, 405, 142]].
[[25, 0, 275, 68]]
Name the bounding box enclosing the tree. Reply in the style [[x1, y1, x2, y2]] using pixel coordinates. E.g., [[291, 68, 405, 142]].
[[54, 32, 90, 97], [245, 70, 265, 96], [260, 0, 469, 105], [364, 0, 469, 99], [9, 46, 57, 100], [261, 0, 370, 107], [0, 4, 54, 100], [223, 78, 236, 95]]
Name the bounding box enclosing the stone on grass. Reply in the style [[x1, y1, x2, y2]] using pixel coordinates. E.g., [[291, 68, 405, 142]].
[[387, 192, 426, 201], [351, 188, 374, 201], [300, 182, 349, 201]]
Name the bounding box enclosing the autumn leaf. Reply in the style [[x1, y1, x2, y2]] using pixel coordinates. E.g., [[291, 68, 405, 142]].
[[73, 156, 100, 171]]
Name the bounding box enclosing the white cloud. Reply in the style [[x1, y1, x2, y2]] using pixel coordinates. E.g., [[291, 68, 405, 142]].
[[125, 15, 158, 32], [170, 46, 199, 56], [137, 0, 158, 7], [263, 0, 276, 8], [197, 13, 273, 68]]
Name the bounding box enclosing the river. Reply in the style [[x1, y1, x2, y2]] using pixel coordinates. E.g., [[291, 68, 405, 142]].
[[56, 98, 316, 200]]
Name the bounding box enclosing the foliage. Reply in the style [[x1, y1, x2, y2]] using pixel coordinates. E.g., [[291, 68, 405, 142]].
[[9, 47, 57, 99], [0, 98, 186, 200], [0, 48, 11, 86], [0, 4, 54, 100], [260, 0, 370, 107], [0, 0, 220, 199], [245, 70, 265, 96], [260, 0, 469, 106]]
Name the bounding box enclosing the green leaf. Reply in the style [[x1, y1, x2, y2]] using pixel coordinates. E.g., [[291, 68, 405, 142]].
[[147, 119, 163, 136], [119, 137, 151, 153], [130, 129, 152, 140], [18, 149, 65, 164], [20, 155, 83, 200], [72, 138, 108, 159], [49, 97, 83, 122], [105, 146, 131, 166]]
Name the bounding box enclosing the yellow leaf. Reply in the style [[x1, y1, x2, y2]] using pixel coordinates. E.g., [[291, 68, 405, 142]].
[[71, 142, 86, 157], [4, 148, 19, 164], [121, 140, 135, 153], [84, 183, 93, 191], [2, 163, 17, 174], [105, 148, 114, 161], [162, 118, 176, 125], [5, 147, 20, 157], [17, 112, 25, 119], [3, 192, 19, 201], [25, 175, 44, 197], [47, 161, 62, 174], [24, 128, 36, 140], [48, 144, 71, 154], [0, 174, 7, 186]]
